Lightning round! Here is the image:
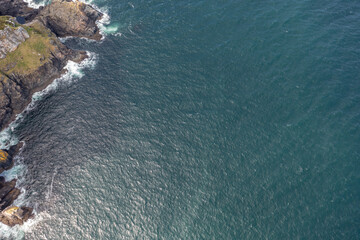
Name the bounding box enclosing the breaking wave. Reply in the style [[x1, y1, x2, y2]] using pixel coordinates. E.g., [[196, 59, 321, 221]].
[[0, 52, 98, 239], [23, 0, 116, 39], [0, 51, 97, 149], [1, 0, 103, 238]]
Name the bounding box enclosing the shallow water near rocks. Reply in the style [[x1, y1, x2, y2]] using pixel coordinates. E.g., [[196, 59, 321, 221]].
[[1, 0, 360, 239]]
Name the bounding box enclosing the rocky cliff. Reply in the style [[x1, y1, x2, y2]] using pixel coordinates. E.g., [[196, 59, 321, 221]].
[[0, 17, 29, 59], [0, 145, 33, 227], [0, 0, 39, 21], [38, 0, 103, 40], [0, 0, 102, 131], [0, 18, 87, 131], [0, 0, 103, 227]]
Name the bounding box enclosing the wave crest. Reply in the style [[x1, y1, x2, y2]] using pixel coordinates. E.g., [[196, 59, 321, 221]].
[[0, 51, 98, 238]]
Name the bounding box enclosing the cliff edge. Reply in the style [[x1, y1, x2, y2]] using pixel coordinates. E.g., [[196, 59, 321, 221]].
[[0, 0, 103, 227]]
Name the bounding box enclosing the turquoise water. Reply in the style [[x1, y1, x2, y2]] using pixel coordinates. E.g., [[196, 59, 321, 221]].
[[1, 0, 360, 239]]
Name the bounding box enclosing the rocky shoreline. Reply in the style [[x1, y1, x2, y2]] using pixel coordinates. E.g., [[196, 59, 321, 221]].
[[0, 0, 103, 227]]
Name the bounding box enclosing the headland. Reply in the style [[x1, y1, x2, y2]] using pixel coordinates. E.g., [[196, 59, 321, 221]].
[[0, 0, 103, 226]]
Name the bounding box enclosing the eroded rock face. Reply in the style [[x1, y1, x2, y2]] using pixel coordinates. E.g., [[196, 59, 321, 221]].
[[0, 178, 33, 227], [0, 20, 87, 131], [0, 25, 30, 59], [0, 0, 102, 227], [0, 144, 22, 175], [0, 150, 9, 162], [0, 0, 102, 131], [38, 0, 103, 40], [0, 206, 33, 227], [0, 0, 39, 21], [0, 150, 12, 174], [0, 144, 33, 227]]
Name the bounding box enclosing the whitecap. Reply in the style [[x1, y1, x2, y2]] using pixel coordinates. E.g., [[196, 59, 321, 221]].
[[0, 125, 19, 150], [102, 23, 119, 35], [0, 211, 50, 240], [22, 0, 49, 9], [0, 49, 97, 151], [23, 0, 117, 39], [0, 51, 98, 237], [29, 51, 97, 100]]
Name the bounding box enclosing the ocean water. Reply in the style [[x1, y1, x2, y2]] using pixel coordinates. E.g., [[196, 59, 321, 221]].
[[1, 0, 359, 239]]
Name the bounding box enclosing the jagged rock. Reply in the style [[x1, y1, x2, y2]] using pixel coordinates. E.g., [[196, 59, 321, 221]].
[[0, 177, 5, 185], [0, 150, 12, 174], [0, 179, 16, 202], [0, 150, 33, 227], [0, 150, 8, 162], [0, 143, 22, 174], [0, 206, 33, 226], [0, 20, 87, 131], [0, 25, 30, 59], [0, 145, 33, 227], [0, 0, 102, 227], [0, 188, 21, 210], [38, 0, 103, 40], [0, 0, 39, 21]]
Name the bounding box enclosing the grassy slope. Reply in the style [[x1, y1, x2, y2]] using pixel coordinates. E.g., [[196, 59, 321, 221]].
[[0, 16, 19, 30], [0, 19, 57, 75]]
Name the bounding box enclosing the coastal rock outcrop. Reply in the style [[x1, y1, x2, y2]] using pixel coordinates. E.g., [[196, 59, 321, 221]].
[[0, 143, 21, 174], [0, 206, 33, 227], [0, 0, 39, 21], [38, 0, 103, 40], [0, 19, 87, 131], [0, 17, 30, 59], [0, 143, 32, 227], [0, 0, 103, 227], [0, 150, 13, 174], [0, 0, 103, 131], [0, 179, 33, 227]]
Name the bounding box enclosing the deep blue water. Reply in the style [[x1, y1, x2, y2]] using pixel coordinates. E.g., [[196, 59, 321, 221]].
[[1, 0, 360, 239]]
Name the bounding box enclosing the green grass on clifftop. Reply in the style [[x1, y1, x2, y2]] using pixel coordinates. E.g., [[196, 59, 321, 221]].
[[0, 21, 57, 75], [0, 16, 19, 31]]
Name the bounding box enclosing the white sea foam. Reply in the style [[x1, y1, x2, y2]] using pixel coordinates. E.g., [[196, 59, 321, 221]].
[[30, 51, 97, 102], [85, 2, 113, 39], [0, 126, 19, 150], [22, 0, 49, 8], [0, 51, 97, 238], [24, 0, 118, 39], [1, 0, 102, 237], [78, 0, 124, 38], [0, 211, 50, 240], [45, 167, 58, 200]]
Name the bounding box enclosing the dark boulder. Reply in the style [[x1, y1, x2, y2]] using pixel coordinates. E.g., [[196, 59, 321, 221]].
[[37, 0, 103, 40], [0, 0, 39, 21], [0, 206, 33, 226]]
